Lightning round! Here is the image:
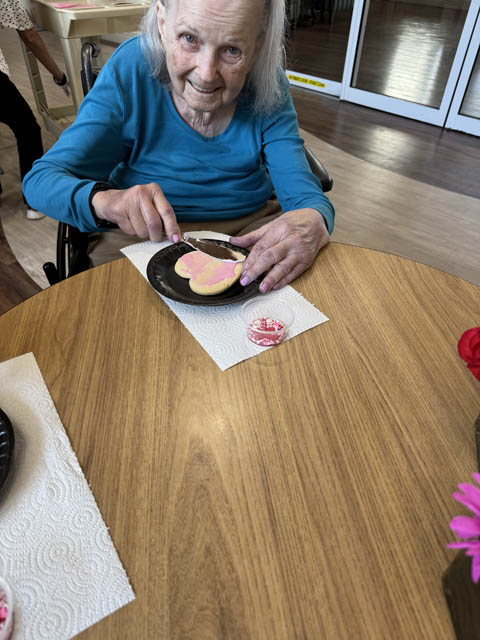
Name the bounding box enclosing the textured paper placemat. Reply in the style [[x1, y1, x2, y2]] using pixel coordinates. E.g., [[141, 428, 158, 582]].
[[0, 353, 135, 639], [121, 233, 329, 370]]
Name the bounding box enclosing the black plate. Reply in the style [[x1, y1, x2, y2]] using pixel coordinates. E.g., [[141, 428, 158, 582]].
[[147, 240, 262, 306], [0, 409, 14, 493]]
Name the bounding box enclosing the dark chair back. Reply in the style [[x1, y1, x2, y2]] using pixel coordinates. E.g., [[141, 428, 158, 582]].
[[80, 42, 99, 96]]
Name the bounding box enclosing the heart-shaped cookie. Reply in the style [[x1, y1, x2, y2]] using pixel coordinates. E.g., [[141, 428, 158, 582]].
[[174, 251, 243, 295]]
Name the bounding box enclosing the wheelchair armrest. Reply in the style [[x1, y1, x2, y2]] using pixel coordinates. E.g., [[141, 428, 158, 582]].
[[305, 146, 333, 193]]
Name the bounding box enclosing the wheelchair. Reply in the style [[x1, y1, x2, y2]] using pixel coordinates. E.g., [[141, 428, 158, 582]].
[[43, 42, 100, 285], [43, 42, 333, 286]]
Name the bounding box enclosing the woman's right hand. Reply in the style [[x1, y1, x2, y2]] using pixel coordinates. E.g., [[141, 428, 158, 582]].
[[92, 182, 181, 242]]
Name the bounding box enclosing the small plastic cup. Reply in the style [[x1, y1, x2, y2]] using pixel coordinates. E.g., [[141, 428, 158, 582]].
[[242, 297, 294, 347], [0, 578, 14, 640]]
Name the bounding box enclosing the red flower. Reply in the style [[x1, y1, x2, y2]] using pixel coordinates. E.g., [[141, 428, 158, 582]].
[[458, 327, 480, 382]]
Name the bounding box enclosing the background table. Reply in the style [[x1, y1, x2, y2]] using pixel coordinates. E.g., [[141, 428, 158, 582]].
[[23, 0, 148, 136], [1, 243, 479, 638]]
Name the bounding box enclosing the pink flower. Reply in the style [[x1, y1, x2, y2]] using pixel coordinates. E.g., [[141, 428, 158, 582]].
[[448, 472, 480, 583]]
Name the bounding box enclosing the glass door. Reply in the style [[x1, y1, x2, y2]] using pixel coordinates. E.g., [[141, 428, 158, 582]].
[[285, 0, 356, 96], [445, 11, 480, 134], [341, 0, 480, 126]]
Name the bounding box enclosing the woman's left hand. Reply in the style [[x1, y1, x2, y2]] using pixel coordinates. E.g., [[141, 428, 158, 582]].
[[230, 209, 330, 293]]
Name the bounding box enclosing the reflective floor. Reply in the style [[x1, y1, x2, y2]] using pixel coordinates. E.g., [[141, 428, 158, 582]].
[[287, 0, 480, 117]]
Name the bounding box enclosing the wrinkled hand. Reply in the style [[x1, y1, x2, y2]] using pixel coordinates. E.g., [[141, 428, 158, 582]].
[[92, 183, 181, 242], [230, 209, 329, 293]]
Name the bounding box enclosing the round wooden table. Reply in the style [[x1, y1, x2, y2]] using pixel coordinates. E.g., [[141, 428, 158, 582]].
[[1, 243, 479, 639]]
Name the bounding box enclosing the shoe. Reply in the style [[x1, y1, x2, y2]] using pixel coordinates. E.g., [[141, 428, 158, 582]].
[[26, 209, 45, 220]]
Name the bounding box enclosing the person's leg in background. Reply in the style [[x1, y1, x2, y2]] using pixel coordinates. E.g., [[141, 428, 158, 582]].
[[0, 70, 45, 219]]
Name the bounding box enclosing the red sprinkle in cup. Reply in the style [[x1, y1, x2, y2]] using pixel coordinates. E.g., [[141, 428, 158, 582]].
[[242, 298, 294, 347], [247, 317, 286, 346]]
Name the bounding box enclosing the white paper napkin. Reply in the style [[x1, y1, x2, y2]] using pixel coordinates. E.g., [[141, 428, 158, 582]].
[[121, 232, 329, 370], [0, 353, 135, 639]]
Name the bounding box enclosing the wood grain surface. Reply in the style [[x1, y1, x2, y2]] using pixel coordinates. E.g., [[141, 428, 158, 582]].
[[1, 243, 479, 639]]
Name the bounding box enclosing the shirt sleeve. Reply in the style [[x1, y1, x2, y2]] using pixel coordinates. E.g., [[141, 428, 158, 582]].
[[22, 52, 132, 232], [261, 86, 335, 234], [0, 0, 34, 30]]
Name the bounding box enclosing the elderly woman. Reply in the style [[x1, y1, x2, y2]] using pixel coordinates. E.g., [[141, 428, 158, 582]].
[[23, 0, 334, 293]]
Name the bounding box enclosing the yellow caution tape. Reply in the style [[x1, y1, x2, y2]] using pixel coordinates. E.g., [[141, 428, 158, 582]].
[[287, 74, 326, 88]]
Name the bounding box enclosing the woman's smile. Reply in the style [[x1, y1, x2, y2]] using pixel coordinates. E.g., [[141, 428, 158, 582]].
[[187, 80, 220, 94]]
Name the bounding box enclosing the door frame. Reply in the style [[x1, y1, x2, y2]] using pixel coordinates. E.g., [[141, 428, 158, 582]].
[[444, 9, 480, 135]]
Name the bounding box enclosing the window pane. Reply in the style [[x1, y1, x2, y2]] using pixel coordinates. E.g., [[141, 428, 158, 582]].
[[286, 1, 354, 82], [459, 48, 480, 119], [353, 0, 471, 108]]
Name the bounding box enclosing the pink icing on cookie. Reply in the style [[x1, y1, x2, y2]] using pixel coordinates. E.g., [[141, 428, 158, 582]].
[[179, 252, 240, 285]]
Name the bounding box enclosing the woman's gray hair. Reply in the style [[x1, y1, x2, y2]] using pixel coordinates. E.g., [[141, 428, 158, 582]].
[[140, 0, 287, 114]]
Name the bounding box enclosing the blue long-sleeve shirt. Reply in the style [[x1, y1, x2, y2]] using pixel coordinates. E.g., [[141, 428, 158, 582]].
[[23, 37, 334, 234]]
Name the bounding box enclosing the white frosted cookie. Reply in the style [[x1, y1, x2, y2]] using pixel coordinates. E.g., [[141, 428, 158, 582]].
[[174, 251, 243, 295]]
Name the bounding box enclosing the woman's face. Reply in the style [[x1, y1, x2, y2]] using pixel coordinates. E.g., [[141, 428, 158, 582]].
[[157, 0, 263, 114]]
